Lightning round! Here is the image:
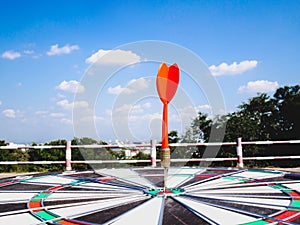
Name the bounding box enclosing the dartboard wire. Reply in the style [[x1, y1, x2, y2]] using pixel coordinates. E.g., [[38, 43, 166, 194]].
[[96, 180, 148, 191], [64, 182, 144, 192], [177, 170, 300, 224], [102, 197, 165, 225], [25, 174, 152, 225], [183, 176, 264, 191], [165, 168, 206, 188], [283, 213, 300, 224], [182, 174, 292, 192], [183, 181, 300, 224], [29, 194, 150, 224], [45, 190, 141, 196], [0, 196, 125, 220], [181, 169, 249, 189], [32, 195, 151, 225], [19, 174, 145, 206], [28, 182, 83, 222], [127, 168, 159, 188], [0, 188, 142, 193], [0, 192, 143, 209], [46, 197, 152, 225], [183, 180, 300, 193], [45, 188, 141, 194], [74, 172, 151, 191], [0, 179, 20, 187], [0, 190, 50, 193], [48, 194, 149, 211], [0, 189, 140, 204], [171, 196, 221, 225], [22, 175, 144, 193], [185, 183, 298, 204], [96, 168, 157, 189], [1, 194, 144, 218], [182, 193, 292, 211], [182, 168, 286, 190], [96, 168, 153, 189], [173, 196, 297, 225], [184, 193, 291, 200], [2, 195, 132, 217]]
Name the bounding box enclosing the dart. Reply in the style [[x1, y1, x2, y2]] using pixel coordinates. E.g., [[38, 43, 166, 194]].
[[156, 62, 180, 191]]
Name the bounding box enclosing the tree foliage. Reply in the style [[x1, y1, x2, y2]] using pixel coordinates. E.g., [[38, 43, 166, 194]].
[[182, 85, 300, 167], [0, 140, 30, 172]]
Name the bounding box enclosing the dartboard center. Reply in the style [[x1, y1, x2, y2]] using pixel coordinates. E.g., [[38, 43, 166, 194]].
[[145, 188, 185, 198]]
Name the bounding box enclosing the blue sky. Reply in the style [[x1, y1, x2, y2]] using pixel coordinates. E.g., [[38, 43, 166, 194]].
[[0, 0, 299, 143]]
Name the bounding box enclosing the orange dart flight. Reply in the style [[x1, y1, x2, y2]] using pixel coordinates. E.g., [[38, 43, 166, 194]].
[[156, 62, 180, 168]]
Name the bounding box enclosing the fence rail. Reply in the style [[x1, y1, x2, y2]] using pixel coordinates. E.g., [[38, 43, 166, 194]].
[[1, 138, 300, 170]]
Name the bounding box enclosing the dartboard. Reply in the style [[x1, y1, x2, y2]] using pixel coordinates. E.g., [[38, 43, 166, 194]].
[[1, 167, 300, 225]]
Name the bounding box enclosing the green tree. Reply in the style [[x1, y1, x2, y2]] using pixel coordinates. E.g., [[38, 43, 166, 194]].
[[71, 137, 114, 170], [0, 140, 30, 172], [169, 130, 180, 143], [272, 85, 300, 140], [224, 93, 276, 142], [28, 139, 66, 172], [180, 113, 214, 165], [182, 112, 212, 143]]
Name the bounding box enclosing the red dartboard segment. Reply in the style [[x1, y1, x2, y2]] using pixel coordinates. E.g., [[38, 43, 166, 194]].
[[156, 62, 180, 104]]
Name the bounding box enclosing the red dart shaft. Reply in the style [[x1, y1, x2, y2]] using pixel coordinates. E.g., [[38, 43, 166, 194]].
[[162, 103, 168, 149], [161, 102, 170, 191]]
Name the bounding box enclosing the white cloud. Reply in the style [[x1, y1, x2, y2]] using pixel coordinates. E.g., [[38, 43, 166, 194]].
[[35, 111, 48, 115], [56, 80, 85, 93], [23, 50, 34, 55], [238, 80, 279, 93], [115, 104, 134, 113], [195, 104, 211, 112], [80, 115, 104, 122], [47, 44, 79, 56], [128, 78, 149, 89], [108, 85, 134, 95], [60, 118, 73, 125], [56, 93, 66, 99], [50, 113, 64, 118], [2, 109, 16, 118], [85, 49, 141, 65], [105, 109, 112, 116], [0, 101, 2, 106], [143, 102, 151, 108], [129, 112, 161, 121], [57, 99, 89, 110], [108, 78, 150, 95], [2, 50, 21, 60], [131, 105, 144, 114], [114, 102, 152, 116], [209, 60, 258, 76]]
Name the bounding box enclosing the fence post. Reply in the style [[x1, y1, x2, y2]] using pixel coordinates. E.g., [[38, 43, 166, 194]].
[[66, 140, 72, 171], [150, 139, 157, 167], [236, 137, 244, 168]]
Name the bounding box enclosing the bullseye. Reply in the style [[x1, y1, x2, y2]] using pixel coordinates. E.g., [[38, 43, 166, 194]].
[[145, 187, 185, 197]]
